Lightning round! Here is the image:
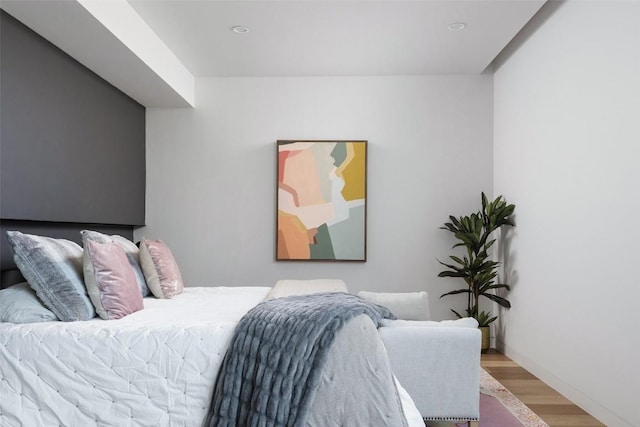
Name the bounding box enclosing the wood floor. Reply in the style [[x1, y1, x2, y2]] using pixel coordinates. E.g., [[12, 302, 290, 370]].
[[481, 350, 606, 427]]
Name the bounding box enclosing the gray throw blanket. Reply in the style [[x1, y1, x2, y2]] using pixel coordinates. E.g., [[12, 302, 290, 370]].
[[207, 292, 395, 427]]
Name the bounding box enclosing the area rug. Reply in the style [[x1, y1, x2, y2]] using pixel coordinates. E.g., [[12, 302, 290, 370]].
[[426, 369, 549, 427]]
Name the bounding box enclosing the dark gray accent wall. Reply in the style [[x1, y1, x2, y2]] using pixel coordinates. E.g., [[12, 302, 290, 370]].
[[0, 10, 146, 226]]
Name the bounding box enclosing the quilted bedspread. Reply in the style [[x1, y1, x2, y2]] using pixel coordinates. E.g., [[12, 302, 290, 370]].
[[207, 292, 397, 427], [0, 287, 422, 427], [0, 287, 270, 427]]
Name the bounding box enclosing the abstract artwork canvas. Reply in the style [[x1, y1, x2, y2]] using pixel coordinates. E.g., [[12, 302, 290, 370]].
[[277, 140, 367, 261]]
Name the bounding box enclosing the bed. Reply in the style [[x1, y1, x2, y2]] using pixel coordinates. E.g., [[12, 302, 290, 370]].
[[0, 225, 426, 427], [0, 225, 481, 426], [0, 285, 427, 426]]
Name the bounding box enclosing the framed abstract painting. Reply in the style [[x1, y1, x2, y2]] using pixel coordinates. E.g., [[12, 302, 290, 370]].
[[277, 140, 367, 261]]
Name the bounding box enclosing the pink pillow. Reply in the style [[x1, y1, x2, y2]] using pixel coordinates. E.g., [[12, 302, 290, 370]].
[[139, 238, 184, 299], [83, 239, 143, 320]]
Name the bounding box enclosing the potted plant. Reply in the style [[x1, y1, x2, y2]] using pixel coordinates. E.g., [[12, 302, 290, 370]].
[[438, 192, 515, 352]]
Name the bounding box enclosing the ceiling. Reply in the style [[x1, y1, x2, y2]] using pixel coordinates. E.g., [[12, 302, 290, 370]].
[[128, 0, 546, 77], [1, 0, 547, 107]]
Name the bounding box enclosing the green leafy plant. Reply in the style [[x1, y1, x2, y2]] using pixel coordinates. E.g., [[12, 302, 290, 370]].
[[438, 193, 515, 327], [474, 310, 497, 328]]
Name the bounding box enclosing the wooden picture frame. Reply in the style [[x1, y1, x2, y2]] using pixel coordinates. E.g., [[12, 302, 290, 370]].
[[276, 140, 367, 261]]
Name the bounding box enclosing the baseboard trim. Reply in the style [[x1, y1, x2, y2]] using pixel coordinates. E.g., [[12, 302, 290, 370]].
[[495, 340, 633, 427]]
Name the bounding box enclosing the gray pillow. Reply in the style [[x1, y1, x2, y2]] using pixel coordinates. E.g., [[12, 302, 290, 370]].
[[7, 231, 95, 321], [81, 230, 150, 297], [0, 282, 58, 323]]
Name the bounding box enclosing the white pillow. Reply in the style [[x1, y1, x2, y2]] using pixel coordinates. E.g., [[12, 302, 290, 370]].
[[357, 291, 430, 321], [379, 317, 479, 328], [0, 282, 58, 323], [266, 279, 348, 300]]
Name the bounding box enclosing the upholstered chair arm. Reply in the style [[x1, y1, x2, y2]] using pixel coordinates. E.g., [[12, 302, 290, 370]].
[[379, 323, 481, 422]]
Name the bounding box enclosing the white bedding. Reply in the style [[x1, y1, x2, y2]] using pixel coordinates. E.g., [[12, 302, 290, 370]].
[[0, 287, 269, 427], [0, 286, 422, 427]]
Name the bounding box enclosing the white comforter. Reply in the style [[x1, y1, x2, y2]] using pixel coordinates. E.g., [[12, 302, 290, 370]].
[[0, 286, 422, 427], [0, 287, 269, 427]]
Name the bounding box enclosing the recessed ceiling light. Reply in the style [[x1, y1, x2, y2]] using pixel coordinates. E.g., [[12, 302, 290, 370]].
[[232, 26, 250, 34], [448, 22, 467, 31]]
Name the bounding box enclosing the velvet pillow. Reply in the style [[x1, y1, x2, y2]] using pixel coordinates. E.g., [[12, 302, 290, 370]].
[[80, 230, 150, 297], [139, 238, 184, 299], [0, 282, 58, 323], [6, 231, 95, 321], [83, 239, 144, 320]]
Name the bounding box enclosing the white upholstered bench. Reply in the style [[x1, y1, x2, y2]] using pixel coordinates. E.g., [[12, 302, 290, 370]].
[[359, 291, 481, 426]]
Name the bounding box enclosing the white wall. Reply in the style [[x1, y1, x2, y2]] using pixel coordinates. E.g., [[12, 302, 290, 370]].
[[493, 2, 640, 426], [137, 75, 493, 321]]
